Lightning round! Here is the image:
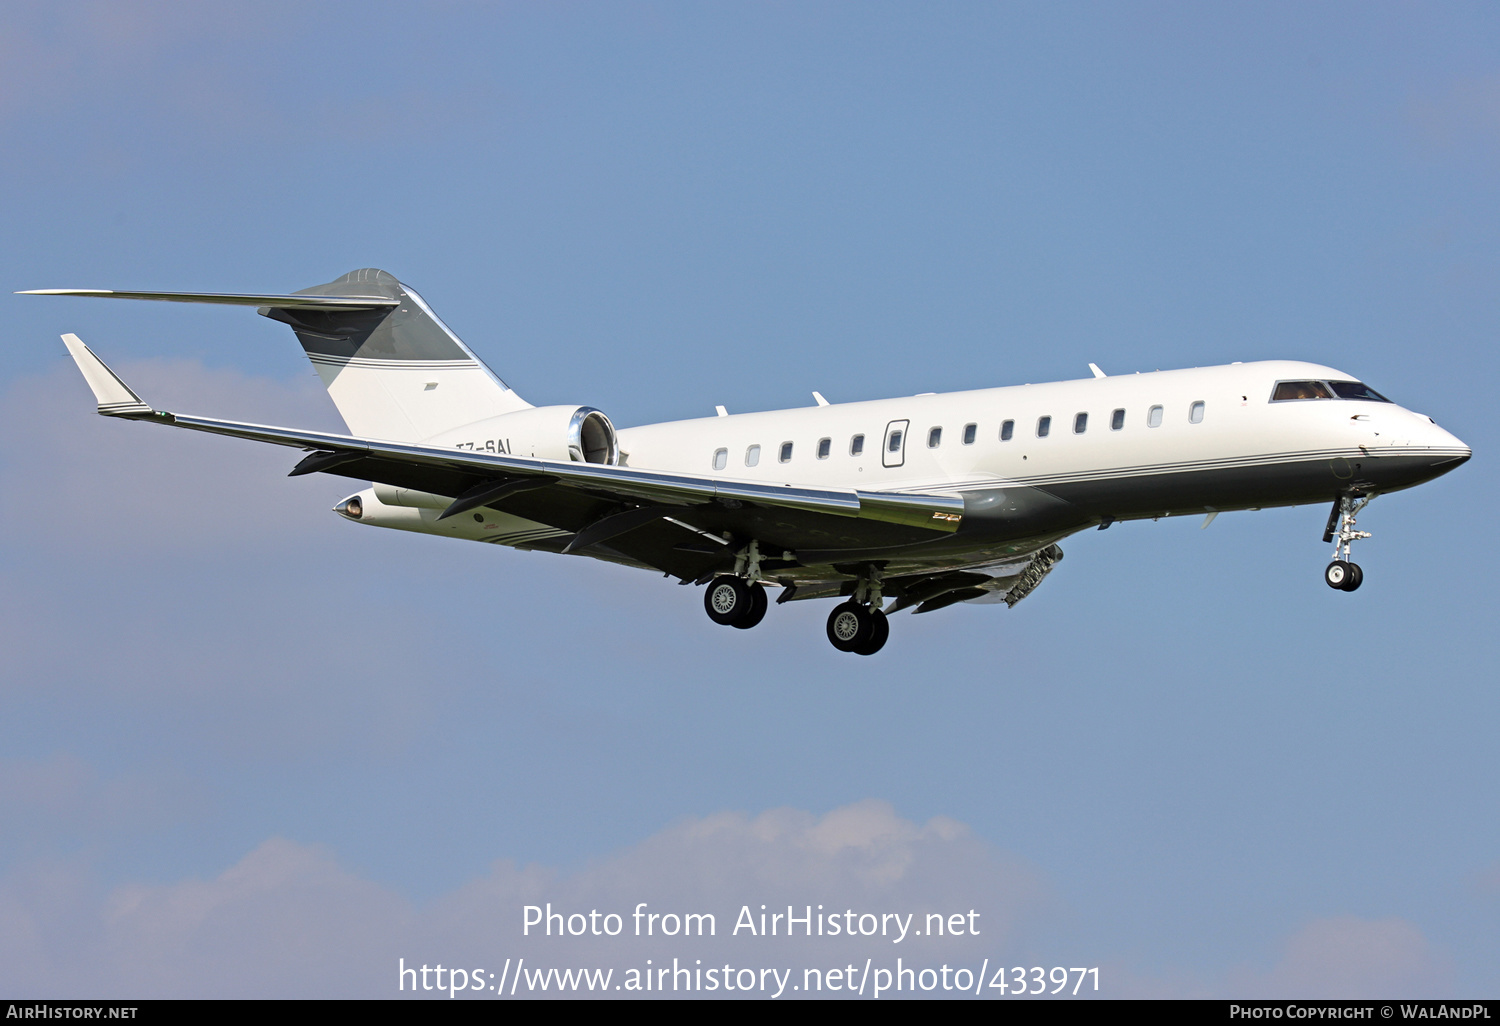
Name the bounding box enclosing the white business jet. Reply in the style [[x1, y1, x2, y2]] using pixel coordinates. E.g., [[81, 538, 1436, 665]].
[[26, 268, 1470, 655]]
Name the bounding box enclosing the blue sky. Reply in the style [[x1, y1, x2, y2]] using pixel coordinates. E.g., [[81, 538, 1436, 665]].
[[1, 1, 1497, 998]]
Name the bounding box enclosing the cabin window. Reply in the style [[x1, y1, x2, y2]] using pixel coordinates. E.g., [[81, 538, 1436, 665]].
[[779, 441, 793, 463], [1000, 420, 1014, 441], [817, 437, 831, 459], [712, 448, 727, 471], [928, 427, 942, 448], [1074, 412, 1088, 434], [1189, 401, 1205, 424], [1111, 408, 1125, 430], [745, 444, 760, 467], [887, 430, 903, 452], [963, 423, 977, 444], [1148, 405, 1163, 428], [850, 434, 865, 456], [1037, 416, 1051, 438]]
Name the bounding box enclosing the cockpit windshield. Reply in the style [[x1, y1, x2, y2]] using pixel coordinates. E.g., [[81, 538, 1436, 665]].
[[1327, 380, 1391, 402], [1271, 379, 1391, 403], [1272, 380, 1333, 401]]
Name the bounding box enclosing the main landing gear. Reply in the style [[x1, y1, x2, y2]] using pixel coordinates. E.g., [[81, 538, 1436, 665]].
[[826, 602, 889, 656], [1323, 494, 1373, 593], [825, 565, 889, 656], [703, 575, 767, 629], [702, 540, 769, 629], [699, 546, 891, 655]]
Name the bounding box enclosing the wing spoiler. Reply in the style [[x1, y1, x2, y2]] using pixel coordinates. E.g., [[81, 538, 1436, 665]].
[[60, 335, 965, 534]]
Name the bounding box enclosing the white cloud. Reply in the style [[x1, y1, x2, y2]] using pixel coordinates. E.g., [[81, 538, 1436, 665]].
[[0, 800, 1049, 998], [1229, 916, 1452, 998], [0, 788, 1465, 999], [0, 358, 344, 555], [0, 359, 470, 755]]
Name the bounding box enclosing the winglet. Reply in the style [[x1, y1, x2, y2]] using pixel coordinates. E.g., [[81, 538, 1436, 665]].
[[61, 334, 155, 418]]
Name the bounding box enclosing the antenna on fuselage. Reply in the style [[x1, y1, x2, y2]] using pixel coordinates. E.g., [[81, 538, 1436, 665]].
[[1088, 363, 1106, 378]]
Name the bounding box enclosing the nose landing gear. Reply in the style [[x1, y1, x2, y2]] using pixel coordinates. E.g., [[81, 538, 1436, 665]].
[[1323, 494, 1373, 592], [1324, 560, 1363, 591]]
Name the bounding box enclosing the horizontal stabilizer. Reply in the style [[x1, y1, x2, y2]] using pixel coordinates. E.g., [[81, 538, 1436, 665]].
[[20, 289, 397, 310], [28, 268, 531, 442], [60, 334, 153, 417]]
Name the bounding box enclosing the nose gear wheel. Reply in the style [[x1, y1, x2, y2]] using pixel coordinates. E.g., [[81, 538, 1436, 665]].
[[1322, 495, 1372, 593], [1324, 560, 1362, 591]]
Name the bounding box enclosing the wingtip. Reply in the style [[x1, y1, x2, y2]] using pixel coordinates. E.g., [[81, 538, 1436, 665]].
[[59, 333, 153, 417]]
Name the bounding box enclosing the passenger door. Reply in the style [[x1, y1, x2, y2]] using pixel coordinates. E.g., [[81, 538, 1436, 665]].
[[882, 419, 909, 468]]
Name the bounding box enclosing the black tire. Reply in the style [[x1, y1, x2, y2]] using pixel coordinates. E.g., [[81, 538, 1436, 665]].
[[851, 609, 889, 655], [704, 576, 752, 625], [732, 582, 768, 629], [1324, 561, 1351, 590], [1340, 563, 1364, 592], [826, 601, 872, 652]]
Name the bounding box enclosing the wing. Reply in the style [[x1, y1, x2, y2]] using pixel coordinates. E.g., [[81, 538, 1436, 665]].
[[61, 335, 966, 582]]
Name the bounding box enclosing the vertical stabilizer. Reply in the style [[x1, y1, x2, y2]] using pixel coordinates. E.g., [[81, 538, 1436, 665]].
[[262, 269, 531, 441]]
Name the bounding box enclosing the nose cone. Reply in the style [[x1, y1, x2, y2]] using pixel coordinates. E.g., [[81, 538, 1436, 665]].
[[1413, 416, 1471, 480]]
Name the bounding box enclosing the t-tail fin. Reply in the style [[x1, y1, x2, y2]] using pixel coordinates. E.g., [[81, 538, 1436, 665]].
[[263, 269, 530, 440], [23, 268, 531, 442]]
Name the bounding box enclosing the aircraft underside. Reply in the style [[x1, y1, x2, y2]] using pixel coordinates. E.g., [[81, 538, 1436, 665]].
[[335, 443, 1463, 655]]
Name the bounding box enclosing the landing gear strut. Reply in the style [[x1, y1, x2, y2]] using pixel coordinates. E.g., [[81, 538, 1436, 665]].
[[1323, 494, 1372, 592], [825, 565, 889, 655]]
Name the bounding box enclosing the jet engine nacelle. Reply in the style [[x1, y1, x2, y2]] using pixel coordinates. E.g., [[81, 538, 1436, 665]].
[[423, 405, 620, 465]]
